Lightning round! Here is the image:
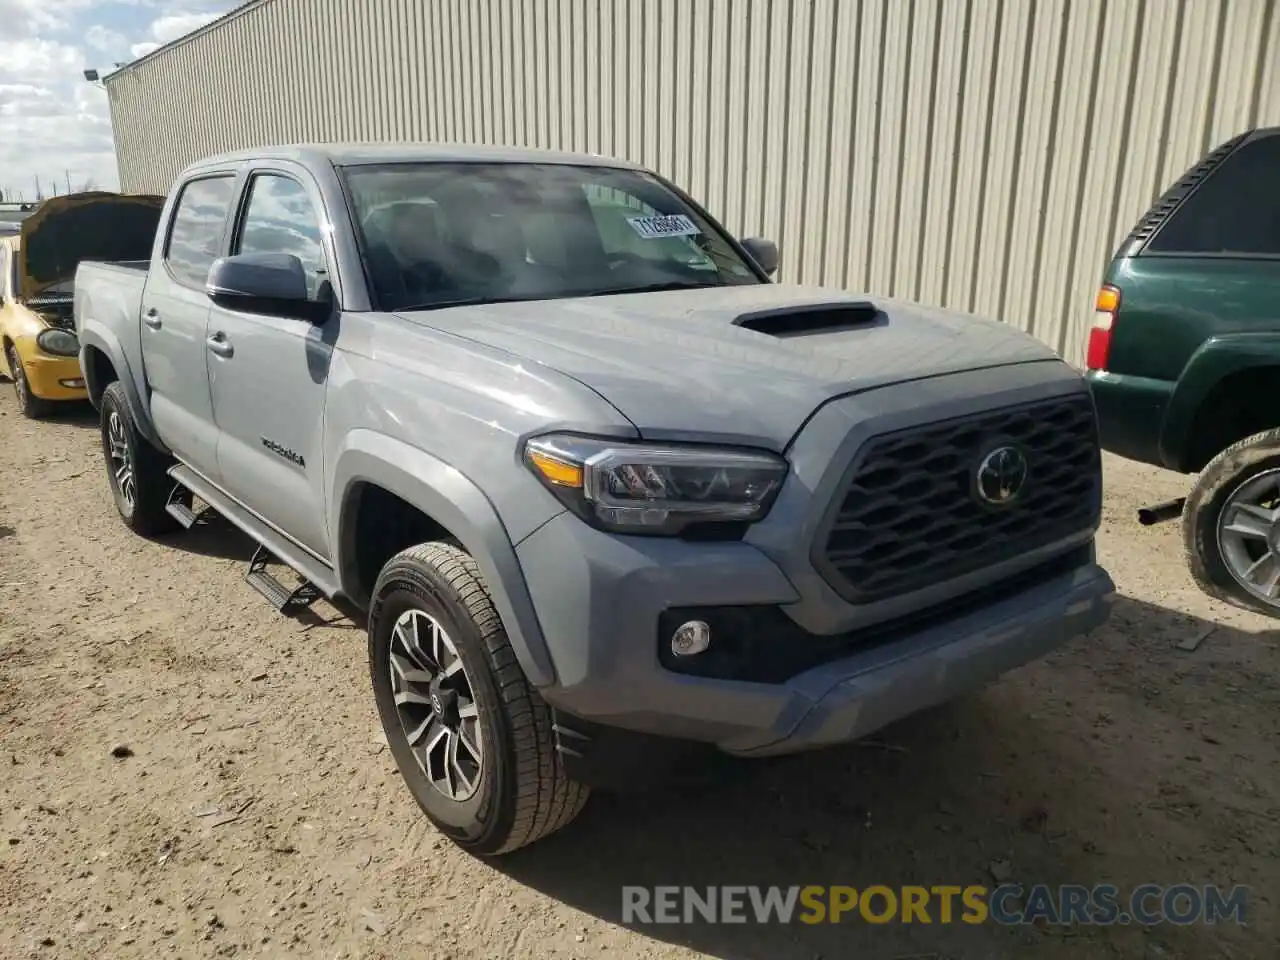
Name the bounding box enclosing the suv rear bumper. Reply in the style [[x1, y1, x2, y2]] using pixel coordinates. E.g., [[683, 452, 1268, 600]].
[[1085, 369, 1173, 468], [518, 512, 1114, 757]]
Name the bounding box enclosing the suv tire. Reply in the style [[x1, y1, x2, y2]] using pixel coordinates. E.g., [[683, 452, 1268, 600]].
[[8, 345, 53, 419], [99, 381, 180, 537], [369, 541, 588, 855], [1184, 427, 1280, 617]]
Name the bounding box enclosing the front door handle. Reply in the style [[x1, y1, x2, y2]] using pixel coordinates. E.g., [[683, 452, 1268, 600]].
[[206, 332, 234, 359], [143, 308, 162, 330]]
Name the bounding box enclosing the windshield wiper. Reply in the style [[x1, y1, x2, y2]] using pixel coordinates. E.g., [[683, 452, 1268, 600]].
[[396, 280, 728, 311], [582, 280, 725, 298], [395, 293, 547, 312]]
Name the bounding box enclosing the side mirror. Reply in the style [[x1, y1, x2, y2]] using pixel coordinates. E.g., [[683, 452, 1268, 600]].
[[206, 252, 326, 321], [741, 237, 779, 277]]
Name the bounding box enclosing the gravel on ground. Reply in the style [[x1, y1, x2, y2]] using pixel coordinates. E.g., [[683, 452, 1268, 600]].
[[1, 394, 1276, 959]]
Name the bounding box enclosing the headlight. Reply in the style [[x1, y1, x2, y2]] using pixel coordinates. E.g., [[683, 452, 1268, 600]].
[[36, 329, 79, 357], [523, 433, 787, 536]]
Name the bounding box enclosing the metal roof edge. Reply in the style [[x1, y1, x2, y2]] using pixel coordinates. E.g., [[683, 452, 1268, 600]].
[[103, 0, 273, 84]]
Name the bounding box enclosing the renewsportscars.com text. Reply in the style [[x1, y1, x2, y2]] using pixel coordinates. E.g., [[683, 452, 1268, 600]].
[[622, 884, 1248, 927]]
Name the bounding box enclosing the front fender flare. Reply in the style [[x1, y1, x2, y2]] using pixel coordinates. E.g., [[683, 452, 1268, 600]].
[[77, 322, 166, 451], [1161, 333, 1280, 470], [330, 430, 558, 688]]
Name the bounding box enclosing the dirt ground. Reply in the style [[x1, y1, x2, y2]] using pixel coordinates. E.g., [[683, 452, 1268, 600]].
[[0, 391, 1276, 960]]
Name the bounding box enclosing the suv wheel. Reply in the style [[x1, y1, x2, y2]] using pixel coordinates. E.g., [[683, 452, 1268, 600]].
[[369, 541, 588, 855], [1184, 427, 1280, 617], [8, 345, 52, 419], [99, 381, 179, 536]]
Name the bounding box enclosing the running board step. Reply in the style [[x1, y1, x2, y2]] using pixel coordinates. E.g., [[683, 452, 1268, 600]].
[[165, 500, 200, 529], [165, 482, 204, 529], [246, 544, 323, 613], [166, 463, 341, 605]]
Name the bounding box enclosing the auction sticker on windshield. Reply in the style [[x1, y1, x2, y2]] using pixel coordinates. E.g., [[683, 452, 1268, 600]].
[[628, 214, 701, 239]]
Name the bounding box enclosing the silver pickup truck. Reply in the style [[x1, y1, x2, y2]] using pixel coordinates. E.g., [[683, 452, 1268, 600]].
[[75, 143, 1114, 855]]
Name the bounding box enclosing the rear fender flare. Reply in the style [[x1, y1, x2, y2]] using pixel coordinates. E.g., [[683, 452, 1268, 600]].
[[77, 323, 167, 451], [330, 430, 557, 688], [1161, 333, 1280, 470]]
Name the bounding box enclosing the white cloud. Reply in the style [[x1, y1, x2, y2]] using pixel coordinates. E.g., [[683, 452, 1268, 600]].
[[0, 42, 115, 198], [2, 37, 82, 88], [86, 24, 128, 52], [0, 0, 86, 34], [129, 10, 221, 61], [149, 10, 220, 44], [0, 2, 238, 198]]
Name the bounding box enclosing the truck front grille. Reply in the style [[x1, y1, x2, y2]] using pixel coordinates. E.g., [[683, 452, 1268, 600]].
[[818, 393, 1100, 603]]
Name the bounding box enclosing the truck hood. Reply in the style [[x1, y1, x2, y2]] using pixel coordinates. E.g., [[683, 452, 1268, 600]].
[[18, 192, 163, 301], [397, 283, 1061, 449]]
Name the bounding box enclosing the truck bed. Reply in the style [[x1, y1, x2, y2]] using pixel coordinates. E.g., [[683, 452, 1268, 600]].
[[73, 260, 152, 407]]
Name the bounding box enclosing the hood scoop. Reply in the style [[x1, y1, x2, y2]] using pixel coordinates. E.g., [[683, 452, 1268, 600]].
[[732, 300, 885, 338]]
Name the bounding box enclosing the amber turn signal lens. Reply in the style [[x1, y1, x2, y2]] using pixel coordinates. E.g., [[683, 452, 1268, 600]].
[[1094, 285, 1120, 313], [527, 449, 584, 487]]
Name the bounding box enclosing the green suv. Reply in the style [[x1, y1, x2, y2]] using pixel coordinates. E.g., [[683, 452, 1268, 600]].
[[1086, 127, 1280, 617]]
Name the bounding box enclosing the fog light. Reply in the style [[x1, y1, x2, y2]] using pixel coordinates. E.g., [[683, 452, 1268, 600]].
[[59, 378, 85, 388], [671, 620, 711, 657]]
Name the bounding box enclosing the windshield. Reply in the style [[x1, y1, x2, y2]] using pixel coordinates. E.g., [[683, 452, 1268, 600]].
[[341, 162, 763, 311]]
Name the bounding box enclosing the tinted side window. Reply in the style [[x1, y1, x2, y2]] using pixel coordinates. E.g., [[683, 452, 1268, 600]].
[[165, 177, 235, 286], [234, 175, 327, 299], [1149, 136, 1280, 255]]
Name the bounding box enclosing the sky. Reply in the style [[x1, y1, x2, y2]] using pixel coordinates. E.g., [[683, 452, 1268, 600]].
[[0, 0, 240, 200]]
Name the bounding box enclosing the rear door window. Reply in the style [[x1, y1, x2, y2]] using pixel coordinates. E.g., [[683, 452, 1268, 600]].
[[1148, 136, 1280, 256], [165, 176, 236, 286]]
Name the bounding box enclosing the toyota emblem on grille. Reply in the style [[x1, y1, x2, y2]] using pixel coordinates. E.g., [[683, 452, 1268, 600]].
[[975, 445, 1028, 505]]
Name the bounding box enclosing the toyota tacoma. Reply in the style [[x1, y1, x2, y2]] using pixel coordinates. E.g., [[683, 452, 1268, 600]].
[[74, 143, 1114, 855]]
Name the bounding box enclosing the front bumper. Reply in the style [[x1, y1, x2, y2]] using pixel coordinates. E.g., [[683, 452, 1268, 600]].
[[515, 363, 1114, 758], [519, 512, 1113, 757], [730, 559, 1113, 756], [13, 338, 86, 401]]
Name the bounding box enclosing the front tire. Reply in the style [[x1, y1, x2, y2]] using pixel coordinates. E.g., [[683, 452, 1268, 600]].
[[1184, 427, 1280, 618], [8, 345, 53, 419], [99, 381, 179, 537], [369, 541, 588, 855]]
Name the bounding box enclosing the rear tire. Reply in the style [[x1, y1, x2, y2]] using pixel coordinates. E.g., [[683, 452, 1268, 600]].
[[8, 345, 53, 419], [99, 381, 179, 537], [369, 541, 588, 855], [1184, 427, 1280, 618]]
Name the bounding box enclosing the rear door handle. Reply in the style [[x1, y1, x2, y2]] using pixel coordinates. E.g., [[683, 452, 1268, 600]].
[[206, 332, 234, 359], [143, 308, 162, 330]]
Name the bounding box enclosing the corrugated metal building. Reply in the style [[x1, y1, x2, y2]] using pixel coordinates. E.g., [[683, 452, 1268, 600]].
[[104, 0, 1280, 364]]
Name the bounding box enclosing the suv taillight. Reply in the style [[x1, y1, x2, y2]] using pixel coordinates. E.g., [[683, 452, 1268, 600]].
[[1086, 285, 1120, 371]]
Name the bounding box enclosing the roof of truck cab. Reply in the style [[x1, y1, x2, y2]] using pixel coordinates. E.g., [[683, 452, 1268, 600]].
[[185, 142, 648, 174]]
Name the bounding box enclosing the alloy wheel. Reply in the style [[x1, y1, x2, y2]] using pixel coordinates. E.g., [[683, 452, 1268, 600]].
[[106, 411, 136, 509], [1217, 467, 1280, 609], [388, 608, 483, 802], [9, 349, 27, 409]]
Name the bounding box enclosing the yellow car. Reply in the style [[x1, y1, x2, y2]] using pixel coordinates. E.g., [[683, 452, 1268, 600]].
[[0, 192, 163, 417]]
